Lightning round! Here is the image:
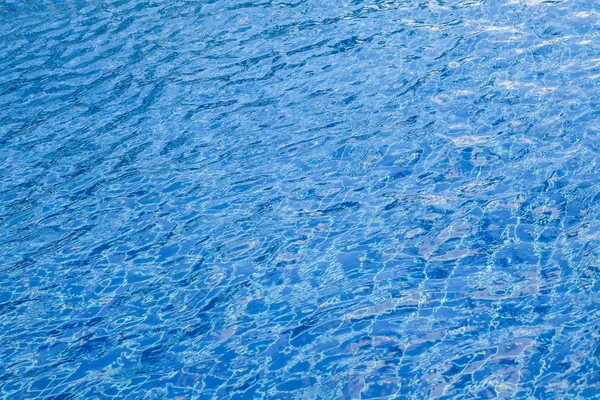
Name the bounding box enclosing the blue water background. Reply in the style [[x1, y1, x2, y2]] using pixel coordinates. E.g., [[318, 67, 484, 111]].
[[1, 0, 600, 398]]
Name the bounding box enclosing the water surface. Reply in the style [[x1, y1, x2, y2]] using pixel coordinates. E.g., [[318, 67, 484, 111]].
[[1, 0, 600, 398]]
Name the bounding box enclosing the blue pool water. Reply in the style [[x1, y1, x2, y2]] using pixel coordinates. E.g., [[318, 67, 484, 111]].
[[1, 0, 600, 398]]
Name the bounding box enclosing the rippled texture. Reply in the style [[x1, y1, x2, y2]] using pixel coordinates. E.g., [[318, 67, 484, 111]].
[[1, 0, 600, 398]]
